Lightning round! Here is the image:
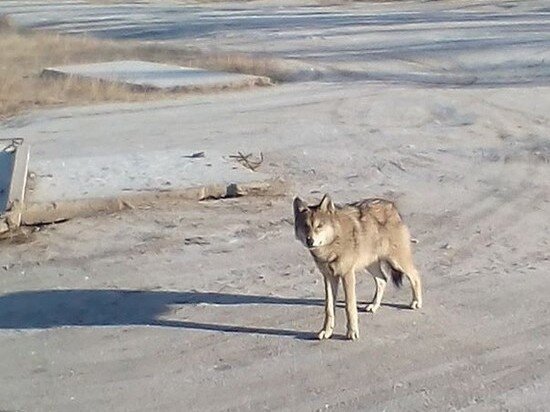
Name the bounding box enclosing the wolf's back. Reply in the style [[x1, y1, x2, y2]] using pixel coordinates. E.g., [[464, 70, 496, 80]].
[[350, 198, 402, 226]]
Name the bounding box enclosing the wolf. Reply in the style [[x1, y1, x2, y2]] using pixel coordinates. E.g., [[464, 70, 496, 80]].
[[293, 194, 422, 340]]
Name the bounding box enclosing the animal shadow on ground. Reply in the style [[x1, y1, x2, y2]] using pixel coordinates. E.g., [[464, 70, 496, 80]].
[[0, 289, 410, 340]]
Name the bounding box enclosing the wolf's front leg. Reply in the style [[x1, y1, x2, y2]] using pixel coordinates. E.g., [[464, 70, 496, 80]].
[[318, 274, 339, 340], [343, 272, 359, 340]]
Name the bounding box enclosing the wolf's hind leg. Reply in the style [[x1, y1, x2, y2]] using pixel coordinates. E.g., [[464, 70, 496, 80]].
[[405, 267, 422, 310], [365, 261, 387, 314], [388, 253, 422, 310]]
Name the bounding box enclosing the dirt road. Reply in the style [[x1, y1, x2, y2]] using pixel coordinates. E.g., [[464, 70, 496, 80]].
[[0, 0, 549, 410], [1, 83, 549, 410]]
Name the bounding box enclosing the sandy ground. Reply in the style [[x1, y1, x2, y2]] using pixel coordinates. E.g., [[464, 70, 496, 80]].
[[1, 0, 550, 411]]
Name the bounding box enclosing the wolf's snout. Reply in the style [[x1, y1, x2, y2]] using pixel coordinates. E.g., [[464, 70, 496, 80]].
[[306, 236, 314, 247]]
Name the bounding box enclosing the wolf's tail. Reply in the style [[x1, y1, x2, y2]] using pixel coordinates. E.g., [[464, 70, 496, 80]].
[[390, 267, 404, 288]]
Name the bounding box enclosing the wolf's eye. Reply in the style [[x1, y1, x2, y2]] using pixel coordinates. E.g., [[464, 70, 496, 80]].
[[316, 223, 323, 230]]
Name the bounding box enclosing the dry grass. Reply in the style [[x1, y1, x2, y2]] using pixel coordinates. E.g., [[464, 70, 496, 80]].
[[0, 15, 287, 119]]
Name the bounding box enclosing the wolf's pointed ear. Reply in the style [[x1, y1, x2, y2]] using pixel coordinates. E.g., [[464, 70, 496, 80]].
[[319, 194, 335, 213], [293, 197, 308, 216]]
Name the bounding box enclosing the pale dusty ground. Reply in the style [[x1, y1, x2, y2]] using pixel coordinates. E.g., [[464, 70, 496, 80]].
[[1, 83, 549, 411], [1, 0, 550, 411]]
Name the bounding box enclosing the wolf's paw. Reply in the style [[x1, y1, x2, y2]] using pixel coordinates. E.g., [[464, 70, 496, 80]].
[[365, 303, 379, 313], [346, 329, 360, 341], [410, 300, 422, 310], [317, 328, 334, 340]]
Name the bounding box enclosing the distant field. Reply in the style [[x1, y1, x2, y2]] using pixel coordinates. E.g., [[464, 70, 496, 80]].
[[0, 15, 285, 119]]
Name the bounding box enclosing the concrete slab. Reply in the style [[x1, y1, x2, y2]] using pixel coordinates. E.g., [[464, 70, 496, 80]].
[[42, 61, 272, 91], [28, 149, 270, 204]]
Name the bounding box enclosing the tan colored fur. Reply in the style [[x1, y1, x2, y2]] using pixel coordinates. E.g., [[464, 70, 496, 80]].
[[293, 194, 423, 341]]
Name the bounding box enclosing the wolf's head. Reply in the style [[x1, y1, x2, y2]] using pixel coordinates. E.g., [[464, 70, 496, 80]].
[[293, 194, 337, 249]]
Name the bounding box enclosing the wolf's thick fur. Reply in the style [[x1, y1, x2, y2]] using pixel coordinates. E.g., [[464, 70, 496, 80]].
[[293, 194, 422, 341]]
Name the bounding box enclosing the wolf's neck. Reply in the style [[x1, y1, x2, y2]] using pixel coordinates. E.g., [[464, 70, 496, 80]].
[[310, 244, 338, 263]]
